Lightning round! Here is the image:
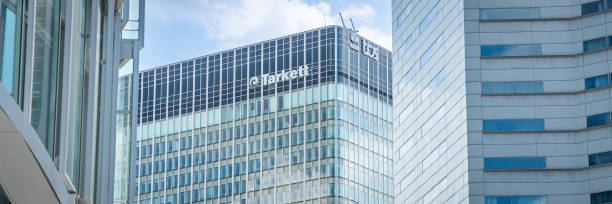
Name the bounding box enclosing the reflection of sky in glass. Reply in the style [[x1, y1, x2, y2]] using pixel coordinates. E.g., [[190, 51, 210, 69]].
[[419, 0, 443, 33], [421, 69, 444, 99], [1, 9, 16, 94], [396, 2, 411, 29], [485, 196, 547, 204], [481, 45, 541, 57], [484, 157, 546, 170], [480, 8, 540, 20], [420, 34, 444, 67], [483, 119, 545, 132], [397, 35, 412, 59], [482, 81, 543, 94]]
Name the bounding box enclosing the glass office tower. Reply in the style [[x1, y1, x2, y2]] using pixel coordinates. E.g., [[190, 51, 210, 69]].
[[134, 26, 393, 204]]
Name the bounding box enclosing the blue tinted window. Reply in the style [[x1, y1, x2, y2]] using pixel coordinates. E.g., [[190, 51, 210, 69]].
[[396, 3, 411, 29], [485, 196, 547, 204], [592, 190, 612, 204], [422, 70, 445, 98], [419, 0, 443, 33], [484, 157, 546, 170], [481, 45, 542, 57], [480, 8, 540, 20], [587, 112, 610, 128], [584, 37, 607, 52], [582, 0, 603, 15], [483, 119, 545, 132], [398, 35, 413, 58], [482, 81, 543, 94], [421, 35, 444, 67], [585, 74, 608, 90], [589, 151, 612, 166], [1, 9, 16, 95]]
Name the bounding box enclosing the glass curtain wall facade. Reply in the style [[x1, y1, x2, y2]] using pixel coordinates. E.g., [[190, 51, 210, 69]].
[[0, 0, 145, 203], [393, 0, 612, 204], [134, 26, 393, 204], [114, 0, 145, 203]]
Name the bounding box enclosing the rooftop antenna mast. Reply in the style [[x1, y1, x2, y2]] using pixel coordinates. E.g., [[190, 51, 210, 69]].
[[339, 12, 346, 28], [323, 12, 327, 26], [349, 18, 358, 33]]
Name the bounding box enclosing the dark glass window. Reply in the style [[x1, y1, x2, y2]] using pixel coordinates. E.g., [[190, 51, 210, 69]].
[[584, 37, 607, 52], [485, 196, 546, 204], [481, 45, 542, 57], [589, 151, 612, 166], [582, 0, 603, 15], [484, 157, 546, 170], [585, 74, 609, 90], [483, 119, 545, 132], [587, 112, 611, 128], [591, 190, 612, 204]]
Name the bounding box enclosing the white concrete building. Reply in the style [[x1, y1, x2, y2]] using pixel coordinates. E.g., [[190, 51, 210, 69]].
[[392, 0, 612, 203]]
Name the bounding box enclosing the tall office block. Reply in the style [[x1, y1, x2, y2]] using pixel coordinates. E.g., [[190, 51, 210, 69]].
[[0, 0, 144, 203], [133, 26, 393, 204], [393, 0, 612, 203]]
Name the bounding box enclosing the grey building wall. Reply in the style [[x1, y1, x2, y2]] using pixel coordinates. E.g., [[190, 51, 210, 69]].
[[394, 0, 612, 204]]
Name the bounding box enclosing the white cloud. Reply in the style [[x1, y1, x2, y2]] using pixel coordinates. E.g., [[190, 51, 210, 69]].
[[147, 0, 391, 50], [341, 3, 375, 21], [356, 26, 392, 50]]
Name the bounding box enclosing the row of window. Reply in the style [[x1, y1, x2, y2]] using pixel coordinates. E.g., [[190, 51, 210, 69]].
[[485, 196, 546, 204], [582, 0, 612, 15], [484, 157, 546, 170], [585, 73, 612, 90], [482, 74, 612, 95], [587, 112, 611, 128], [481, 44, 541, 57], [484, 151, 612, 170], [138, 180, 247, 202], [483, 119, 545, 132], [592, 190, 612, 204], [589, 151, 612, 166], [481, 34, 612, 57], [485, 114, 612, 132], [137, 141, 339, 178], [138, 178, 389, 204], [482, 81, 543, 95], [480, 8, 540, 20], [478, 0, 612, 21]]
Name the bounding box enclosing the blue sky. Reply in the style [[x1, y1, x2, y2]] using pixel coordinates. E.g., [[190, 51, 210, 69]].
[[140, 0, 392, 70]]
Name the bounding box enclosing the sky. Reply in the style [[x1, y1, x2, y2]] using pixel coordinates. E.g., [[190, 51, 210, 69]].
[[140, 0, 392, 70]]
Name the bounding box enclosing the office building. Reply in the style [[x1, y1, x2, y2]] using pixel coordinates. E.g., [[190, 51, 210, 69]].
[[393, 0, 612, 203], [0, 0, 144, 203], [133, 26, 393, 204]]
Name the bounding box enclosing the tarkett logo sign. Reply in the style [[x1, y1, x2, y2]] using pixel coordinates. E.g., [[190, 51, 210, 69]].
[[249, 65, 310, 87]]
